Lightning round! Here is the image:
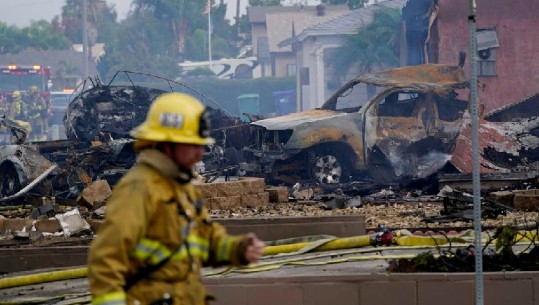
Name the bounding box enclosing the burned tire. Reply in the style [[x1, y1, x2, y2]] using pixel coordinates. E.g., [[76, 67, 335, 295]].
[[309, 150, 349, 185]]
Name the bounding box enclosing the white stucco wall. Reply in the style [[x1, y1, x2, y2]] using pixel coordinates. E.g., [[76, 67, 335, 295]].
[[298, 35, 346, 110]]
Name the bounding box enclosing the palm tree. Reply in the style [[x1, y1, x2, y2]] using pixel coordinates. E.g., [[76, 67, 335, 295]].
[[331, 8, 402, 81], [133, 0, 209, 62]]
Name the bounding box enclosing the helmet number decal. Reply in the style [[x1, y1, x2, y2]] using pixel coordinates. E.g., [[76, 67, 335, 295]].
[[160, 112, 184, 129]]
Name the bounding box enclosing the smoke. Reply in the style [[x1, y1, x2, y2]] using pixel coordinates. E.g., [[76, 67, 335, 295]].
[[416, 151, 452, 178], [391, 151, 451, 179]]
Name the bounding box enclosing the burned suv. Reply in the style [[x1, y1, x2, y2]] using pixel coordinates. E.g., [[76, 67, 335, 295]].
[[241, 64, 469, 185]]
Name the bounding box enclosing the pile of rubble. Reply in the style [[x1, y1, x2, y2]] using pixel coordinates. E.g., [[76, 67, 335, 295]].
[[1, 174, 539, 248], [0, 72, 251, 203]]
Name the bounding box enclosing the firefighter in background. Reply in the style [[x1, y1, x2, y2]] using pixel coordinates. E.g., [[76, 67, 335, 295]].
[[88, 92, 265, 305], [0, 94, 6, 116], [25, 86, 47, 140], [5, 91, 32, 141], [0, 95, 7, 143], [8, 91, 26, 121]]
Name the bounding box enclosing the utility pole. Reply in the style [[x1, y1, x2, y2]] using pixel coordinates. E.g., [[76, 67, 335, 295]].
[[468, 0, 484, 304], [82, 0, 89, 79], [208, 5, 212, 67], [236, 0, 241, 37]]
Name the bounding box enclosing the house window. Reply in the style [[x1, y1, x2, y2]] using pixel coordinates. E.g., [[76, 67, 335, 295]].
[[287, 64, 296, 76], [476, 29, 499, 77]]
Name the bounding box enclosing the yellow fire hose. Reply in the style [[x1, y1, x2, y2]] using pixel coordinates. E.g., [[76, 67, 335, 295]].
[[263, 235, 371, 256], [0, 230, 537, 290], [0, 267, 87, 290]]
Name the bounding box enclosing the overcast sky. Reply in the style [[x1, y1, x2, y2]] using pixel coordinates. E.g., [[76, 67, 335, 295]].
[[0, 0, 256, 28]]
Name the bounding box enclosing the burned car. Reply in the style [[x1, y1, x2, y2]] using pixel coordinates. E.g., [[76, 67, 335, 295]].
[[241, 64, 470, 185]]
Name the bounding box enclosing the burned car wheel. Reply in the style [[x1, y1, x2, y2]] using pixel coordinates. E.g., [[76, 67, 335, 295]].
[[310, 153, 349, 185]]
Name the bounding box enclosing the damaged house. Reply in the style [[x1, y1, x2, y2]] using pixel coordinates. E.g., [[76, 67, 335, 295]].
[[402, 0, 539, 177], [402, 0, 539, 113], [281, 0, 539, 114]]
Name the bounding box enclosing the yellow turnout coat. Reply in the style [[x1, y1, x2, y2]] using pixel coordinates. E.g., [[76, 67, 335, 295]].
[[88, 149, 249, 305]]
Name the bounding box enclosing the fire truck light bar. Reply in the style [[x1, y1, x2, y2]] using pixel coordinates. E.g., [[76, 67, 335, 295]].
[[5, 65, 42, 70]]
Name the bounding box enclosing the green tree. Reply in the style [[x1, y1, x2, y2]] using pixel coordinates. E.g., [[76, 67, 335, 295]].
[[331, 7, 401, 80], [0, 20, 71, 54], [133, 0, 205, 61], [186, 29, 208, 61], [0, 22, 23, 54], [131, 0, 237, 61], [61, 0, 118, 45], [96, 15, 181, 81], [21, 20, 72, 50], [97, 0, 241, 80]]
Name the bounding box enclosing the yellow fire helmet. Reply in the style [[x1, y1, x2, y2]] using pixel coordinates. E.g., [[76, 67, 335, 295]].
[[130, 92, 215, 146], [12, 91, 21, 98], [28, 86, 38, 94]]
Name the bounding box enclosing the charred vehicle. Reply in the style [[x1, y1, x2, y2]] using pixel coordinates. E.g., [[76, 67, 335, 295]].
[[0, 72, 250, 202], [241, 64, 470, 185], [242, 64, 539, 188]]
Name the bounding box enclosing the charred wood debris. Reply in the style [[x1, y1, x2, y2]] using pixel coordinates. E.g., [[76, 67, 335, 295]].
[[0, 71, 538, 225]]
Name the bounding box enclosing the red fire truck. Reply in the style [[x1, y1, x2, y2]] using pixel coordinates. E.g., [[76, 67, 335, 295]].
[[0, 65, 53, 141], [0, 64, 52, 103]]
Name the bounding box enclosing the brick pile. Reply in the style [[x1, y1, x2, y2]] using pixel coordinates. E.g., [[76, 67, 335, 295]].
[[489, 188, 539, 211], [194, 178, 289, 210]]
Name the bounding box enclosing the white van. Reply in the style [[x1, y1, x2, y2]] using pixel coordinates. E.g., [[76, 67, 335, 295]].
[[49, 91, 74, 140]]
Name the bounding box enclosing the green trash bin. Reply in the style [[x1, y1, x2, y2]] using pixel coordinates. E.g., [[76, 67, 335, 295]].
[[237, 94, 260, 122]]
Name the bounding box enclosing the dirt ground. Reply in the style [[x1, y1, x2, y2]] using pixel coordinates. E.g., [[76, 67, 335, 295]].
[[2, 196, 537, 250], [208, 200, 539, 231]]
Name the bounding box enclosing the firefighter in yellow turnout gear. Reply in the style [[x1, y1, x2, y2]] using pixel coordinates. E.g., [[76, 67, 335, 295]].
[[25, 86, 47, 140], [3, 91, 32, 141], [8, 91, 25, 121], [88, 92, 265, 305]]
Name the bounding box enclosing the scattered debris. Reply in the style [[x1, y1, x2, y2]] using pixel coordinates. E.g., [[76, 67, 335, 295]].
[[0, 144, 56, 200], [0, 117, 30, 145], [76, 180, 112, 210], [422, 185, 516, 222], [54, 208, 92, 237], [29, 203, 60, 219], [0, 71, 251, 203], [291, 182, 315, 200]]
